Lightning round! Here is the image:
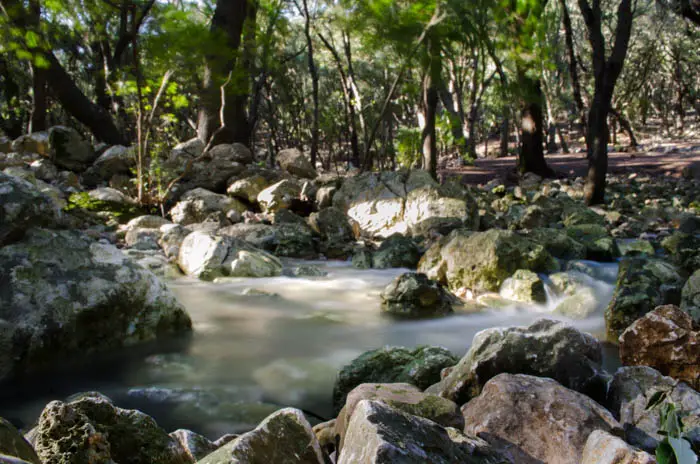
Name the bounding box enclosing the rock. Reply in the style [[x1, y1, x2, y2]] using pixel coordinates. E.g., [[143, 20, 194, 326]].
[[125, 228, 161, 250], [159, 224, 191, 259], [499, 269, 546, 304], [170, 188, 247, 226], [333, 346, 458, 414], [29, 159, 58, 182], [34, 394, 190, 464], [562, 204, 606, 227], [0, 172, 59, 246], [283, 264, 328, 277], [123, 249, 181, 279], [553, 287, 599, 319], [351, 247, 373, 269], [581, 430, 655, 464], [169, 138, 205, 164], [0, 228, 192, 380], [87, 186, 135, 204], [678, 215, 700, 234], [257, 180, 302, 213], [87, 145, 134, 181], [125, 215, 172, 231], [566, 223, 618, 261], [418, 229, 558, 293], [177, 231, 281, 280], [427, 319, 607, 406], [607, 366, 700, 452], [605, 258, 685, 342], [338, 400, 505, 464], [308, 207, 354, 259], [170, 429, 217, 462], [681, 270, 700, 323], [380, 273, 456, 318], [0, 418, 40, 464], [11, 132, 48, 155], [337, 383, 464, 439], [616, 239, 656, 257], [661, 231, 700, 273], [276, 148, 317, 179], [527, 228, 588, 260], [333, 171, 478, 238], [208, 143, 253, 164], [619, 305, 699, 390], [226, 175, 269, 203], [0, 136, 10, 153], [462, 374, 622, 464], [197, 408, 325, 464], [0, 454, 34, 463], [566, 260, 619, 282], [273, 209, 306, 225], [219, 222, 318, 259], [315, 185, 336, 209], [48, 126, 95, 171], [372, 234, 422, 269]]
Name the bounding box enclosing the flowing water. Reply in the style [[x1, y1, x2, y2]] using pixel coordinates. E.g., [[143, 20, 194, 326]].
[[0, 260, 620, 439]]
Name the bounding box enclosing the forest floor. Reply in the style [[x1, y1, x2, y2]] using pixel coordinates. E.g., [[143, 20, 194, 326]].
[[447, 139, 700, 185]]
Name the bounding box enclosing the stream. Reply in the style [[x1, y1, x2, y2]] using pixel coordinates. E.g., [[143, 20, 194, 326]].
[[0, 260, 621, 439]]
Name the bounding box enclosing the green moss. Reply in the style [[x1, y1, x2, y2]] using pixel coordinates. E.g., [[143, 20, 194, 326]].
[[64, 192, 148, 225]]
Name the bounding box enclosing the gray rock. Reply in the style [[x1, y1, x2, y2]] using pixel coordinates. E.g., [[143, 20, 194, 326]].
[[171, 188, 247, 226], [0, 229, 191, 380], [257, 180, 301, 213], [125, 215, 172, 231], [0, 419, 39, 464], [427, 319, 607, 405], [566, 223, 618, 261], [380, 272, 455, 318], [681, 270, 700, 323], [11, 132, 48, 155], [499, 269, 546, 304], [308, 207, 354, 259], [0, 172, 60, 246], [28, 159, 58, 182], [226, 175, 269, 204], [88, 145, 134, 181], [372, 234, 421, 269], [219, 222, 317, 259], [48, 126, 95, 171], [581, 430, 655, 464], [170, 429, 217, 462], [159, 224, 191, 259], [462, 374, 622, 464], [208, 143, 253, 164], [276, 148, 317, 179]]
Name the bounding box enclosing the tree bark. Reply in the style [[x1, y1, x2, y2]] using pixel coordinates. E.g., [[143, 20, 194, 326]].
[[517, 70, 554, 176], [559, 0, 587, 131], [421, 38, 440, 180], [28, 0, 46, 132], [197, 0, 252, 146], [299, 0, 319, 167]]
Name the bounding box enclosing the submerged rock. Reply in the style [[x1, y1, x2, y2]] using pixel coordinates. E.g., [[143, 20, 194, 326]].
[[427, 319, 607, 406], [0, 229, 191, 381], [338, 400, 506, 464], [380, 272, 456, 318], [619, 305, 700, 391], [333, 346, 457, 414], [198, 408, 325, 464], [461, 374, 622, 464]]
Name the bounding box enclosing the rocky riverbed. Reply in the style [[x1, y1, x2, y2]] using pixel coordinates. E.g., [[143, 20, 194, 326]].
[[0, 129, 699, 463]]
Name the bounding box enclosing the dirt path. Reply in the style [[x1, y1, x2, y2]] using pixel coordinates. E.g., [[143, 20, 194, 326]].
[[444, 141, 700, 185]]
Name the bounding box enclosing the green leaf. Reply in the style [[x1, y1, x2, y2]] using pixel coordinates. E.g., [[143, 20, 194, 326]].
[[25, 30, 40, 48], [668, 437, 698, 464], [657, 442, 676, 464], [647, 391, 669, 410]]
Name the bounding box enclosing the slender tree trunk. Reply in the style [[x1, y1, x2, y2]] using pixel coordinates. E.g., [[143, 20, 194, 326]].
[[500, 116, 509, 157], [27, 0, 46, 132], [421, 38, 440, 180], [299, 0, 319, 167], [560, 0, 587, 131], [517, 70, 553, 176], [0, 56, 24, 138]]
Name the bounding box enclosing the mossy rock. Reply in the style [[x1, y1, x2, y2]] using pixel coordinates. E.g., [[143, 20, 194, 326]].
[[65, 192, 147, 225]]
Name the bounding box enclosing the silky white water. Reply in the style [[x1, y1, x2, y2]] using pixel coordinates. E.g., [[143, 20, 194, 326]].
[[0, 260, 619, 438]]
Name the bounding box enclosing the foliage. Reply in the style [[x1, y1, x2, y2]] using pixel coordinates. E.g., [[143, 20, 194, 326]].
[[646, 393, 699, 464]]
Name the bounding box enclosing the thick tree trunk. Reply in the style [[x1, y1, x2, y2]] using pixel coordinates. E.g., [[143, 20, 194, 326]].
[[518, 71, 553, 176], [584, 94, 610, 205], [421, 39, 440, 180], [197, 0, 251, 146], [28, 0, 46, 132]]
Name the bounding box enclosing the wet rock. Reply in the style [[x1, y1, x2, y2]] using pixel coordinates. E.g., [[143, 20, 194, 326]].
[[616, 238, 655, 257], [170, 188, 246, 226], [198, 408, 325, 464], [566, 223, 618, 261], [333, 171, 478, 238], [257, 180, 301, 213], [427, 319, 607, 406], [499, 269, 546, 304], [283, 264, 328, 277], [0, 418, 40, 463], [308, 207, 354, 259], [170, 429, 217, 462], [462, 374, 622, 464], [605, 258, 685, 342], [0, 172, 59, 246], [418, 229, 557, 293], [619, 305, 699, 390], [276, 148, 317, 179], [226, 175, 269, 204], [0, 229, 191, 381], [372, 234, 422, 269], [48, 126, 95, 171], [333, 346, 458, 414], [581, 430, 655, 464], [34, 394, 190, 464], [338, 400, 505, 464], [527, 228, 587, 260], [553, 287, 599, 319], [219, 222, 317, 259], [607, 366, 700, 452], [380, 272, 456, 318], [681, 270, 700, 323]]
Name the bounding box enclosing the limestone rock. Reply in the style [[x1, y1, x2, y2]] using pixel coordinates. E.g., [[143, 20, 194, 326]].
[[257, 180, 302, 213], [48, 126, 95, 171], [170, 188, 247, 226], [308, 207, 354, 259], [276, 148, 317, 179], [527, 228, 587, 260], [681, 270, 700, 323], [0, 172, 59, 246], [499, 269, 546, 304], [380, 272, 455, 318], [170, 429, 217, 462], [0, 419, 39, 464], [88, 145, 134, 181], [372, 234, 422, 269], [581, 430, 656, 464], [226, 175, 269, 204]]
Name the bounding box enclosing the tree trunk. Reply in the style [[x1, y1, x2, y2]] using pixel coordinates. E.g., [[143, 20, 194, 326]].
[[517, 71, 553, 176], [421, 38, 440, 180], [27, 0, 46, 132], [500, 116, 509, 157], [299, 0, 319, 168], [197, 0, 251, 146], [584, 94, 610, 205], [559, 0, 587, 131]]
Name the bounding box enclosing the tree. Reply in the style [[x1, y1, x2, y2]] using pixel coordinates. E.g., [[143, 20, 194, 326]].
[[577, 0, 635, 204]]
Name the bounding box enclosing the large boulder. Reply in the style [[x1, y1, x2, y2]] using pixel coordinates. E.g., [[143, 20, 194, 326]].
[[198, 408, 325, 464], [172, 143, 250, 193], [371, 234, 422, 269], [219, 222, 317, 259], [581, 430, 655, 464], [605, 258, 686, 342], [338, 400, 506, 464], [170, 188, 247, 226], [257, 180, 302, 213], [333, 346, 458, 414], [380, 272, 456, 318], [681, 269, 700, 323], [208, 143, 254, 164], [333, 171, 479, 238], [418, 229, 558, 293], [0, 419, 39, 464], [86, 145, 134, 181], [47, 126, 95, 171], [34, 393, 190, 464], [0, 173, 59, 246], [619, 305, 699, 391], [276, 148, 317, 179], [607, 366, 700, 452], [170, 429, 217, 462], [461, 374, 622, 464], [566, 223, 618, 261], [0, 228, 192, 380], [308, 207, 354, 259], [427, 319, 607, 406], [526, 228, 587, 260], [177, 231, 282, 280], [11, 132, 48, 155]]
